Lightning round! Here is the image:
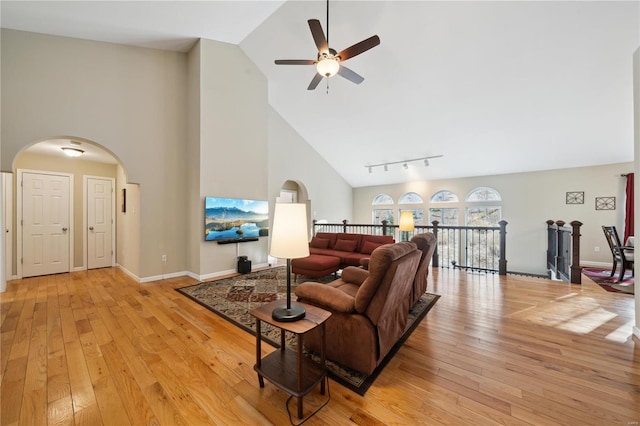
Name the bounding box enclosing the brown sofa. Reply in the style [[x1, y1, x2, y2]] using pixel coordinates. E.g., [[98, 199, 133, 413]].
[[294, 241, 421, 375], [291, 232, 395, 278]]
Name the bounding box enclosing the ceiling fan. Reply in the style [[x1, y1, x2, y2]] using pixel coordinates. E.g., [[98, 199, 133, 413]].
[[274, 0, 380, 90]]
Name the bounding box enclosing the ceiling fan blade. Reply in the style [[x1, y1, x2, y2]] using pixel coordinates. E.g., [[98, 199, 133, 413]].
[[308, 19, 329, 54], [337, 65, 365, 85], [275, 59, 315, 65], [336, 35, 380, 61], [307, 73, 323, 90]]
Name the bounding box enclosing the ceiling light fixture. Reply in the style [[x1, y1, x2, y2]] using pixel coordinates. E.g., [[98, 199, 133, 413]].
[[61, 147, 84, 157], [316, 55, 340, 78], [364, 155, 443, 174]]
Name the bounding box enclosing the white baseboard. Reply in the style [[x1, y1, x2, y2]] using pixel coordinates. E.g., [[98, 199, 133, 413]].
[[117, 263, 273, 283]]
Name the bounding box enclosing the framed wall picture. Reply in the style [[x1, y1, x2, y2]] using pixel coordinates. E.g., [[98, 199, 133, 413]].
[[595, 196, 615, 210], [566, 191, 584, 204]]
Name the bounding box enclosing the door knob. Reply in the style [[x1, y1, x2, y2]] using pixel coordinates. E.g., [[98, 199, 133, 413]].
[[89, 226, 94, 231], [62, 227, 68, 232]]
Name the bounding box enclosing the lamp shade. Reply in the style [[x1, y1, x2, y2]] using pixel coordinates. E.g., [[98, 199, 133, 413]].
[[270, 203, 310, 259], [399, 211, 415, 232]]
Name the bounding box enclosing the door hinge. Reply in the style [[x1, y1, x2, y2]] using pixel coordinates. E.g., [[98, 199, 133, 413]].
[[20, 258, 23, 264], [21, 219, 23, 226]]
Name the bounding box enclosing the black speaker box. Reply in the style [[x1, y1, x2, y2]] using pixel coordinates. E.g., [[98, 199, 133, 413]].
[[237, 259, 251, 274]]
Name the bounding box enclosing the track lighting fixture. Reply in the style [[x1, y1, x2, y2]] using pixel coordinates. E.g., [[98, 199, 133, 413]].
[[364, 155, 443, 174]]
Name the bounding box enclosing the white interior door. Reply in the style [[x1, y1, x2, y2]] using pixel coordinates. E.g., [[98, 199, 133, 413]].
[[87, 177, 113, 269], [22, 172, 71, 277]]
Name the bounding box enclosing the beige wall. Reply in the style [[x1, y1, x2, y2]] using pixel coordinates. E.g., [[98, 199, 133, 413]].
[[14, 152, 117, 268], [116, 164, 140, 276], [268, 107, 353, 226], [1, 29, 354, 281], [195, 39, 269, 277], [354, 163, 633, 275], [1, 29, 187, 278]]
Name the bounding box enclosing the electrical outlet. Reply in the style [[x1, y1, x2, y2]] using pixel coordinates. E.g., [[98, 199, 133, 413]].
[[161, 254, 167, 262], [594, 246, 600, 252]]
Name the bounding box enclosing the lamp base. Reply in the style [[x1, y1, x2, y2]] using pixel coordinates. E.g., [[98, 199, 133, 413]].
[[271, 303, 306, 322]]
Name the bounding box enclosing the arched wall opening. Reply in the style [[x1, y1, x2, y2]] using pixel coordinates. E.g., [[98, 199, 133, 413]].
[[4, 136, 139, 280]]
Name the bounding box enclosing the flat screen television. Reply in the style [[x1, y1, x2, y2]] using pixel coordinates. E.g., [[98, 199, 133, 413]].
[[204, 197, 269, 242]]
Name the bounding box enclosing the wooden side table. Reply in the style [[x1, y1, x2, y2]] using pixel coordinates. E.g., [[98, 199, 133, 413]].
[[251, 300, 331, 419]]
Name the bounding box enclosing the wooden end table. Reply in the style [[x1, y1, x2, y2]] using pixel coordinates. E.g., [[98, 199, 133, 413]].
[[250, 300, 331, 419]]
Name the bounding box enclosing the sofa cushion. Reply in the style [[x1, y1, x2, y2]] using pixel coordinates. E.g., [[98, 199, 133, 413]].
[[314, 232, 338, 248], [359, 234, 395, 252], [309, 236, 330, 249], [360, 240, 384, 255], [334, 239, 358, 252]]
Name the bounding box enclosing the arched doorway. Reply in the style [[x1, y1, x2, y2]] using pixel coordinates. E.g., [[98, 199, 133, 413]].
[[276, 179, 311, 231], [9, 137, 129, 278]]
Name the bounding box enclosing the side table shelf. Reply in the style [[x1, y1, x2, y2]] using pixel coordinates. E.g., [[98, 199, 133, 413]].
[[251, 300, 332, 419]]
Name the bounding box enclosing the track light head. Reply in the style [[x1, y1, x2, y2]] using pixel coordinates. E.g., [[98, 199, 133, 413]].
[[403, 163, 408, 170], [384, 164, 388, 171], [424, 159, 429, 167]]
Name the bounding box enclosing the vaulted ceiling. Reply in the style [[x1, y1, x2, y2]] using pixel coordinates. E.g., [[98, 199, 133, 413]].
[[2, 1, 638, 187]]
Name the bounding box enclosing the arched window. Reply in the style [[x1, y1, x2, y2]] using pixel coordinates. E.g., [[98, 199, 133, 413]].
[[398, 192, 423, 204], [372, 193, 394, 225], [466, 187, 501, 202], [430, 190, 459, 203], [372, 194, 394, 205], [465, 187, 502, 226]]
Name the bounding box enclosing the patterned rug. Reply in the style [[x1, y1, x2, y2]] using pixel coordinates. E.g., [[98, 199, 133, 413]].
[[176, 266, 440, 395], [582, 268, 635, 294]]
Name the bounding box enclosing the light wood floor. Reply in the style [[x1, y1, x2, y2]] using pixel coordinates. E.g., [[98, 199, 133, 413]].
[[1, 267, 639, 425]]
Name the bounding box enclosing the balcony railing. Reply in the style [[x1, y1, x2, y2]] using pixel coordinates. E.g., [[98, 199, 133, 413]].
[[312, 219, 508, 275]]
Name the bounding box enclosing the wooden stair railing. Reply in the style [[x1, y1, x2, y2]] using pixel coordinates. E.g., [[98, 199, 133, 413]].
[[546, 220, 582, 284]]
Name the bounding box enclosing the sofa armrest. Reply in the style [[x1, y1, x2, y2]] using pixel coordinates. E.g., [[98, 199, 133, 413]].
[[341, 266, 369, 285], [295, 282, 356, 313]]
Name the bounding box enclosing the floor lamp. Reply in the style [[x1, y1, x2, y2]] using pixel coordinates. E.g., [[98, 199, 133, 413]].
[[399, 211, 415, 242], [270, 203, 310, 322]]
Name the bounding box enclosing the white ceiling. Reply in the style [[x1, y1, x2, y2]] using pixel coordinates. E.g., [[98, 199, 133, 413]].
[[2, 1, 638, 187]]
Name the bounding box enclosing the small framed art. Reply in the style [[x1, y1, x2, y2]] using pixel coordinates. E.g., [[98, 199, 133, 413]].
[[566, 192, 584, 205], [595, 196, 615, 210]]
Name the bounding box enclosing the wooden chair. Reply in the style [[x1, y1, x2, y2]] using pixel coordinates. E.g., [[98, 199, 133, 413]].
[[601, 226, 634, 282]]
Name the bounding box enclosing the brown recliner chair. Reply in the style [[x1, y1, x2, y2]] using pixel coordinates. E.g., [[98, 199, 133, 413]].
[[410, 232, 437, 306], [294, 242, 421, 375]]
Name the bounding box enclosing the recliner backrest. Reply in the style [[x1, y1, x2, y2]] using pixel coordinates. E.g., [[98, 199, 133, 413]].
[[354, 242, 420, 321]]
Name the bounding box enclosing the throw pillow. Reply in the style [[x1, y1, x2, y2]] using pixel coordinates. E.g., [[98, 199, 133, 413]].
[[361, 240, 384, 255], [334, 239, 358, 252], [309, 237, 330, 249]]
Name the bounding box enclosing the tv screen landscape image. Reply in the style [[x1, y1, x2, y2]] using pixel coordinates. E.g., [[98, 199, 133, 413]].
[[205, 197, 269, 242]]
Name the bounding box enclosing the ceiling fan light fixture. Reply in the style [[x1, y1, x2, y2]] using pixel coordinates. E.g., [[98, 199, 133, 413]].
[[62, 147, 84, 157], [316, 57, 340, 77]]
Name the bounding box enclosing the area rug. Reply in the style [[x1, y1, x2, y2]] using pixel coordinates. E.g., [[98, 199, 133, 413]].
[[582, 268, 635, 294], [176, 266, 440, 395]]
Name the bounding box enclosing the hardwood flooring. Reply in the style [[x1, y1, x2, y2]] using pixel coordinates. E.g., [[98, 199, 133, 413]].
[[1, 267, 638, 425]]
